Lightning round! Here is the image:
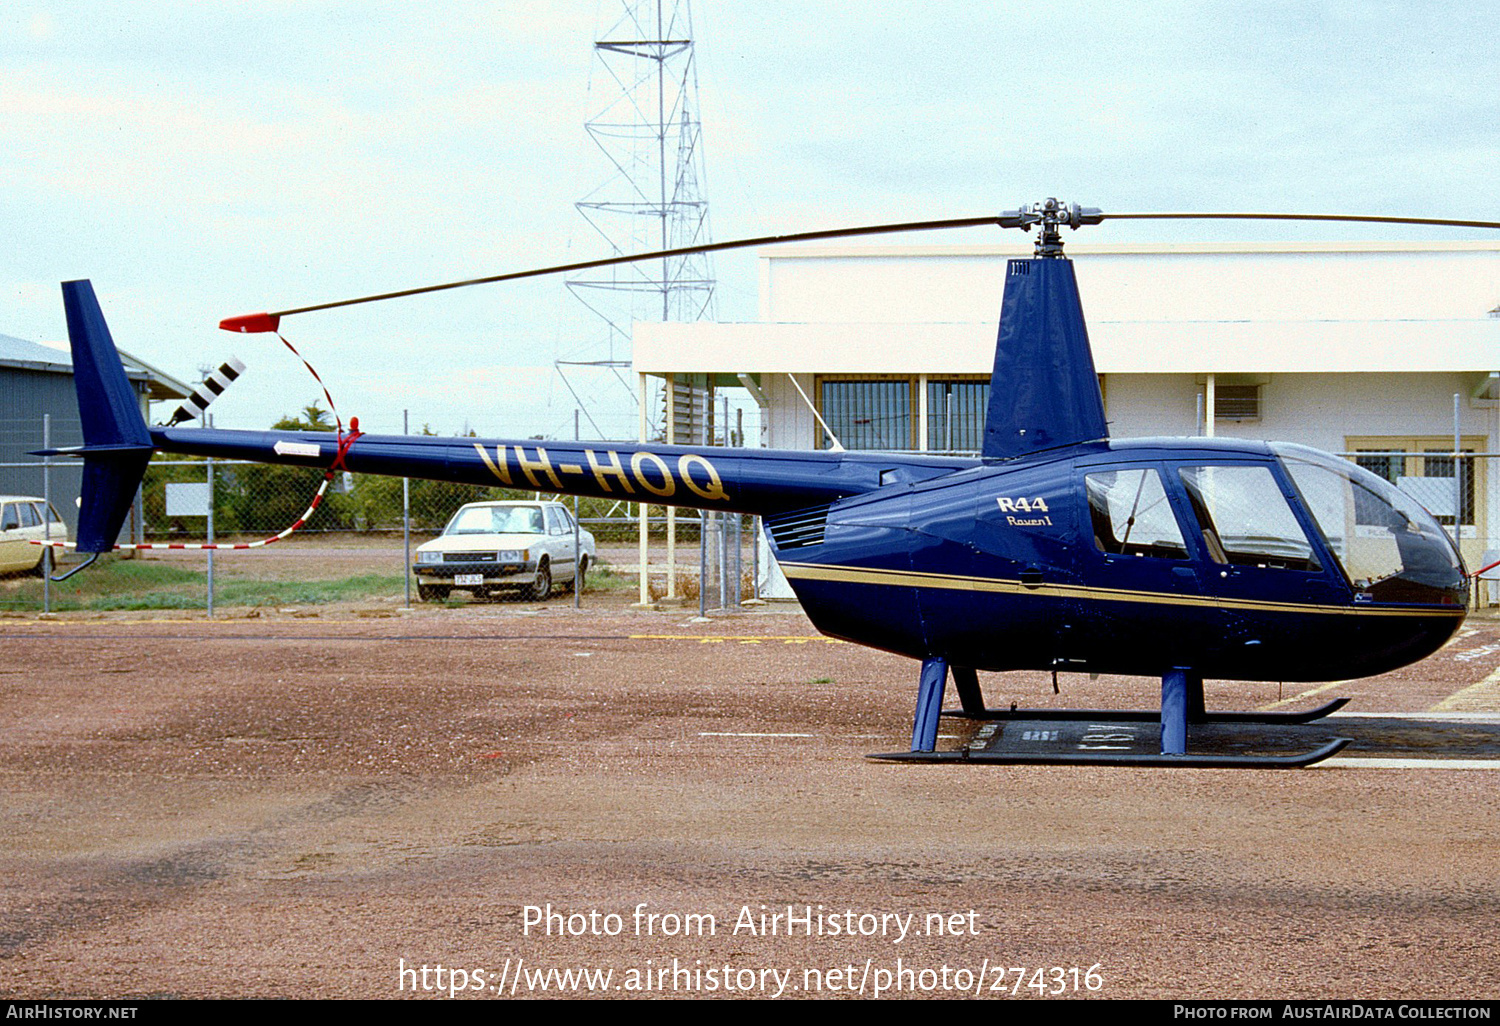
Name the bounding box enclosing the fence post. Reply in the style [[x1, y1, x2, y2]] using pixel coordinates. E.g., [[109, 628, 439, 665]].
[[1453, 393, 1463, 548], [698, 509, 707, 618], [718, 511, 728, 610], [42, 414, 51, 614], [751, 515, 761, 601], [402, 409, 411, 609], [206, 413, 214, 618], [733, 513, 743, 608]]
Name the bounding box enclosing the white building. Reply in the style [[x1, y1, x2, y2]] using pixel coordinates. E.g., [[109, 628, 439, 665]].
[[633, 241, 1500, 596]]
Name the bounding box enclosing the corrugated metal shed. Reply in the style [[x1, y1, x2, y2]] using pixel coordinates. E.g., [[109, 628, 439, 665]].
[[0, 332, 189, 536]]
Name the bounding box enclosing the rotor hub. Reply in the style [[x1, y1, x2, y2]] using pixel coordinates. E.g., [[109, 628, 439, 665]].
[[998, 199, 1104, 257]]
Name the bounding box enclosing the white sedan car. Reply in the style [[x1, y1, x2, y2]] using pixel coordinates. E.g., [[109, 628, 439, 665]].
[[413, 500, 596, 602], [0, 496, 67, 575]]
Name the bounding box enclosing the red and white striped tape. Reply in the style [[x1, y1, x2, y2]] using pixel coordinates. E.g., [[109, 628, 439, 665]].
[[34, 332, 359, 554], [34, 473, 333, 552]]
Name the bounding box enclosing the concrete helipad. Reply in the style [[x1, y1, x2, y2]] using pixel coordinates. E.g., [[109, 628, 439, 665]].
[[1, 607, 1498, 999]]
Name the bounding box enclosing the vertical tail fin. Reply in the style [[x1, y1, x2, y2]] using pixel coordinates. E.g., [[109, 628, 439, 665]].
[[981, 257, 1108, 459], [60, 280, 154, 552]]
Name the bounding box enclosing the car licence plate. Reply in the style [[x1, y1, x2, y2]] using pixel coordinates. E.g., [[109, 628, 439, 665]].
[[454, 574, 484, 586]]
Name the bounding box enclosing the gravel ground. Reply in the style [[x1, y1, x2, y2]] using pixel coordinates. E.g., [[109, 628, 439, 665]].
[[1, 601, 1498, 1001]]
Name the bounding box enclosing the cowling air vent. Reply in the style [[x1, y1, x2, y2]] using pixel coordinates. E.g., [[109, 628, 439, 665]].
[[765, 504, 831, 550]]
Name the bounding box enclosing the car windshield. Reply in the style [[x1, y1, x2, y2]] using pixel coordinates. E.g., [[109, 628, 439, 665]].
[[444, 505, 544, 536]]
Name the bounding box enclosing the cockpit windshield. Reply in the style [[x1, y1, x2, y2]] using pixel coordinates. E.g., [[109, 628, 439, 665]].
[[1274, 443, 1467, 606]]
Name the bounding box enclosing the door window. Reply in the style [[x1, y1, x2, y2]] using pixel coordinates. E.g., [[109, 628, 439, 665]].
[[1084, 468, 1188, 559], [1178, 465, 1319, 571]]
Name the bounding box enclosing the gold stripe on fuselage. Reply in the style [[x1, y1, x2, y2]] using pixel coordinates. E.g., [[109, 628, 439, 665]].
[[777, 562, 1464, 618]]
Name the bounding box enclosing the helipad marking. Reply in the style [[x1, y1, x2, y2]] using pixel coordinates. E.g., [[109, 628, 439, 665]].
[[1451, 643, 1500, 663], [1258, 679, 1347, 710], [699, 732, 819, 738], [1317, 757, 1500, 770], [1331, 710, 1500, 723], [1443, 626, 1483, 648], [632, 634, 845, 645], [8, 617, 372, 627], [697, 731, 961, 741], [1429, 666, 1500, 713]]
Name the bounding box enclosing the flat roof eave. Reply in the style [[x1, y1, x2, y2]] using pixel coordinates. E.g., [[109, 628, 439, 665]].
[[633, 320, 1500, 376]]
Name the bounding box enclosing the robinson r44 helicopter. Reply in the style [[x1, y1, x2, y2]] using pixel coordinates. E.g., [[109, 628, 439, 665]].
[[47, 200, 1489, 767]]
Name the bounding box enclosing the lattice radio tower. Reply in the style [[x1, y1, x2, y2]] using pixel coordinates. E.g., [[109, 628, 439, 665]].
[[559, 0, 717, 440]]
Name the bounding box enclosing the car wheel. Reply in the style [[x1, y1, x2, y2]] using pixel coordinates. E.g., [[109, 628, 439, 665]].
[[570, 555, 587, 593], [529, 560, 552, 600], [418, 583, 450, 602]]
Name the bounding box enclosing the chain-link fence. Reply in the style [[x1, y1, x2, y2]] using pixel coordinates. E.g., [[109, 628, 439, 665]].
[[650, 510, 756, 615], [0, 448, 766, 614], [3, 436, 1497, 613]]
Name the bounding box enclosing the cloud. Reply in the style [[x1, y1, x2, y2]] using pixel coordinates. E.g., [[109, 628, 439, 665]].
[[6, 0, 1500, 439]]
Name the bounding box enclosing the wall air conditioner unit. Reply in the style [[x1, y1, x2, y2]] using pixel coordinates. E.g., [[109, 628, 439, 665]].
[[1215, 383, 1261, 422]]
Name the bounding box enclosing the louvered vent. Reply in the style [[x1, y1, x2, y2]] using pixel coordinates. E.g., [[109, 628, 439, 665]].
[[765, 505, 831, 550], [1215, 384, 1261, 421]]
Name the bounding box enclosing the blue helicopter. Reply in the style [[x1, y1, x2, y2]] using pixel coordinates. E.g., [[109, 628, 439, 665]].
[[49, 200, 1487, 767]]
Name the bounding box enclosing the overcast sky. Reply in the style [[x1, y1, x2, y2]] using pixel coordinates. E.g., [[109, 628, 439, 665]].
[[3, 1, 1497, 439]]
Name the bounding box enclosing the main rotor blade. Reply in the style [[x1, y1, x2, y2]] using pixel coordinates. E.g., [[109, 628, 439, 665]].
[[220, 215, 1004, 331], [220, 208, 1500, 332], [1103, 212, 1500, 230]]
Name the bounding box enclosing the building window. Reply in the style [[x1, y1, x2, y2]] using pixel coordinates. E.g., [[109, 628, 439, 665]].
[[927, 379, 989, 452], [819, 378, 912, 450], [1347, 437, 1483, 530], [1421, 450, 1476, 528], [1353, 451, 1402, 484]]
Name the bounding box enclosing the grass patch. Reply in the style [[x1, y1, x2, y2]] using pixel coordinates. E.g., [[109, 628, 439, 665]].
[[585, 563, 633, 593], [2, 558, 402, 611]]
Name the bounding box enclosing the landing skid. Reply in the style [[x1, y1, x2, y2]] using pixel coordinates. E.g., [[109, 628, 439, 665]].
[[940, 697, 1351, 726], [899, 658, 1354, 768], [869, 737, 1353, 768]]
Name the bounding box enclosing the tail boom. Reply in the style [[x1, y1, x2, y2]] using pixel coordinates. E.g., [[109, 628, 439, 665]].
[[149, 427, 975, 516]]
